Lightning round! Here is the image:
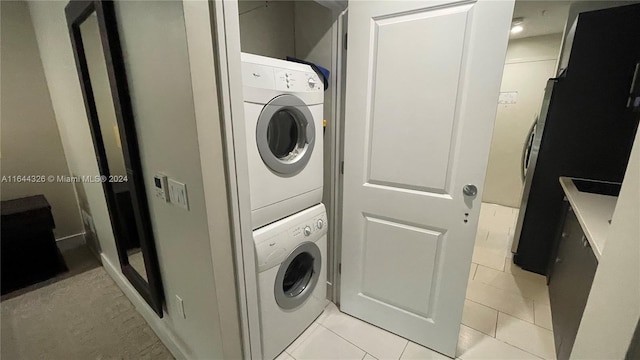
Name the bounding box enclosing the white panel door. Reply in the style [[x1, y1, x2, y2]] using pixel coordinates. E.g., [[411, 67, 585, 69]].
[[340, 0, 513, 356]]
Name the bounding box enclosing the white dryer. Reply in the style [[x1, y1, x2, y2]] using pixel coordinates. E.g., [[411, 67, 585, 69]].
[[254, 204, 327, 360], [241, 53, 324, 229]]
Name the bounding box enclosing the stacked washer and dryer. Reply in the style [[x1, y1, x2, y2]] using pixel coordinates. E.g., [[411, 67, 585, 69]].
[[241, 53, 327, 360]]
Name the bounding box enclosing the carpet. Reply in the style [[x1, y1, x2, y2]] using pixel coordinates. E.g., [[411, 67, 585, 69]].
[[1, 266, 173, 359]]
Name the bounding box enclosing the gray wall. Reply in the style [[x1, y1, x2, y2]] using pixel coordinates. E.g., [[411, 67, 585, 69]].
[[1, 0, 82, 239], [239, 1, 295, 59]]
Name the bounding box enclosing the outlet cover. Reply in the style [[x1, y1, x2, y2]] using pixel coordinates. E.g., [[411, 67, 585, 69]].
[[81, 210, 96, 234], [176, 295, 186, 319], [168, 179, 189, 211]]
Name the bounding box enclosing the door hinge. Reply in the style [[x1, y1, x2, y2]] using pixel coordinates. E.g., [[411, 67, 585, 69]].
[[340, 161, 344, 174], [343, 33, 347, 50], [338, 263, 342, 274]]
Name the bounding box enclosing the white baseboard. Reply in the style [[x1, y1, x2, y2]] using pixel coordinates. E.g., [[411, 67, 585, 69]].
[[100, 254, 190, 360], [55, 233, 86, 251]]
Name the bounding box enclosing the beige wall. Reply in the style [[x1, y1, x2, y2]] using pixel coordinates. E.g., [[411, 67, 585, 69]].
[[572, 131, 640, 359], [239, 0, 295, 59], [28, 0, 240, 358], [28, 0, 118, 261], [0, 0, 82, 239], [483, 34, 563, 208], [113, 1, 236, 357]]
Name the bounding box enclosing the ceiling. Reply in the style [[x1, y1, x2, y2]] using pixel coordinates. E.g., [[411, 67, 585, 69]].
[[510, 0, 571, 39]]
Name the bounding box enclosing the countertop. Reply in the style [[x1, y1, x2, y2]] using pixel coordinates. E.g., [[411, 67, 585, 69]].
[[559, 177, 619, 261]]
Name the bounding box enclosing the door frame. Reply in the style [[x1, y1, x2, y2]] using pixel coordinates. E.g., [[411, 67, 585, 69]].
[[328, 9, 349, 306], [210, 1, 261, 358]]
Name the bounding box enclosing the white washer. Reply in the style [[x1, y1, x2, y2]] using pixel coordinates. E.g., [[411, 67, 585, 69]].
[[241, 53, 324, 229], [254, 204, 327, 360]]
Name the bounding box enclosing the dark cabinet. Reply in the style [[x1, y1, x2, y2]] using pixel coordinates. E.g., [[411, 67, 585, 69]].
[[548, 201, 598, 360], [1, 195, 68, 294]]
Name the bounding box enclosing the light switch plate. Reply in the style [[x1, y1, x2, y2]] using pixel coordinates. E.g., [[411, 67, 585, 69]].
[[168, 179, 189, 210]]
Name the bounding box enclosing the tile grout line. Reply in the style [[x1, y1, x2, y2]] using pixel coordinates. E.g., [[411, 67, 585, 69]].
[[464, 297, 497, 312], [494, 311, 548, 360], [464, 291, 534, 325], [398, 340, 409, 359], [466, 284, 554, 334], [462, 298, 500, 337], [468, 273, 544, 309], [286, 323, 319, 354], [476, 262, 547, 287], [474, 204, 550, 360], [532, 300, 537, 325], [499, 259, 548, 283], [316, 322, 387, 358]]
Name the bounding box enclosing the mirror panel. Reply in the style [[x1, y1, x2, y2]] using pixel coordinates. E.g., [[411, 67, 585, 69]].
[[79, 15, 148, 282], [66, 0, 163, 316]]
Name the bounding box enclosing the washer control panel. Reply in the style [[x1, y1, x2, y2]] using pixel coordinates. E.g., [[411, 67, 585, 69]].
[[288, 212, 327, 240], [242, 61, 321, 94], [254, 205, 327, 272], [275, 70, 321, 92]]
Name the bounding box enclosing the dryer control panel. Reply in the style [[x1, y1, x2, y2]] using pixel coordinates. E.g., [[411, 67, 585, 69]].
[[242, 54, 322, 94], [253, 204, 327, 272]]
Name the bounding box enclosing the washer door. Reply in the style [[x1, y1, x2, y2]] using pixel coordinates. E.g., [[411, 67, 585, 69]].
[[274, 241, 321, 309], [256, 95, 316, 175]]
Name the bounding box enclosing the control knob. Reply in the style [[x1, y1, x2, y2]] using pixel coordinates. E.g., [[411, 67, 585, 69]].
[[316, 219, 324, 229], [304, 226, 312, 236], [308, 78, 317, 88]]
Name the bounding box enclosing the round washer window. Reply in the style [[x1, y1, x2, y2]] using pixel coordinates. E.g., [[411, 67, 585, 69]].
[[256, 95, 316, 175], [267, 109, 302, 160], [274, 242, 321, 310], [282, 252, 314, 297]]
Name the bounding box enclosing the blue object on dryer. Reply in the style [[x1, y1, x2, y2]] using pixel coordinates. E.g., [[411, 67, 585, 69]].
[[286, 57, 330, 91]]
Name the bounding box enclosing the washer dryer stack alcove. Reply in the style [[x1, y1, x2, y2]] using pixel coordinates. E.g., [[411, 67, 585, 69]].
[[241, 53, 327, 360]]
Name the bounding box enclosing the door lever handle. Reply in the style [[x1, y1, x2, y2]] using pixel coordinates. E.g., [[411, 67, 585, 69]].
[[463, 184, 478, 197]]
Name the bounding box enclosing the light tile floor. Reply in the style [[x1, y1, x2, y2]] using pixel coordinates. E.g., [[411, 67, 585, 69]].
[[278, 203, 555, 360]]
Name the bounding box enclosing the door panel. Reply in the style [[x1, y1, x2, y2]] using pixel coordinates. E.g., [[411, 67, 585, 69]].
[[361, 216, 441, 318], [368, 5, 469, 192], [340, 0, 514, 356]]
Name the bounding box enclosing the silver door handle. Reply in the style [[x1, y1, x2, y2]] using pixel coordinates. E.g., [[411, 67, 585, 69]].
[[463, 184, 478, 197]]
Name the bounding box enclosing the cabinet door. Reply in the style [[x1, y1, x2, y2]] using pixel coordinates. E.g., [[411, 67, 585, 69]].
[[548, 206, 598, 360]]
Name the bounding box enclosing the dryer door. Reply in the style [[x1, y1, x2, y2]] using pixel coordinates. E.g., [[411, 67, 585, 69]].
[[274, 241, 321, 309], [256, 95, 316, 175]]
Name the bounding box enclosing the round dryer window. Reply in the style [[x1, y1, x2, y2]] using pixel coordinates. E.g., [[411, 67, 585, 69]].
[[256, 95, 316, 175], [274, 241, 321, 309]]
